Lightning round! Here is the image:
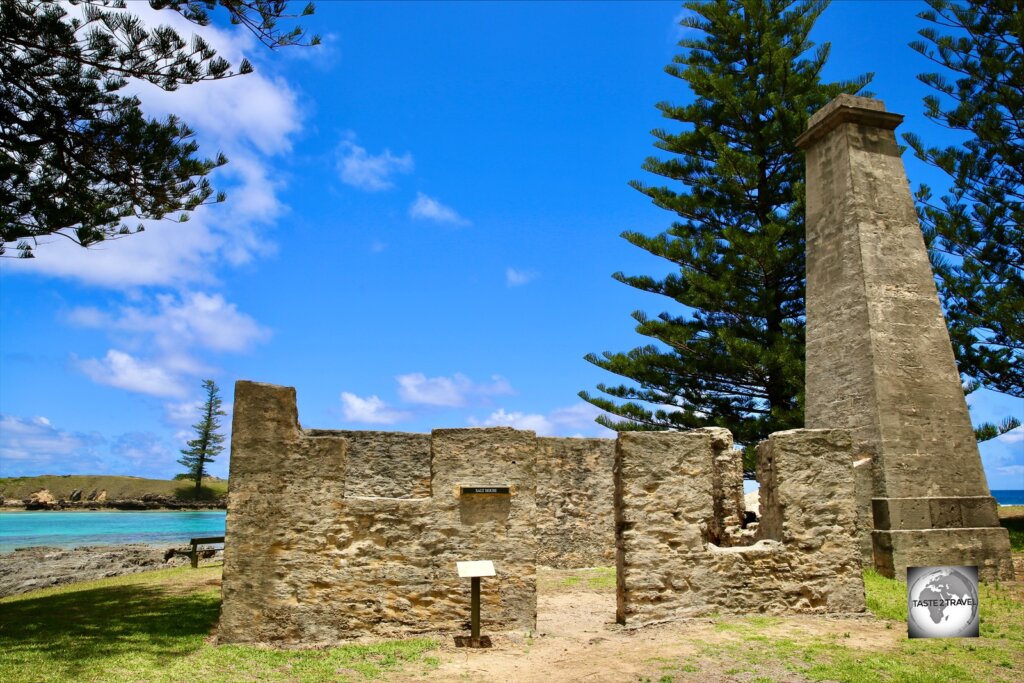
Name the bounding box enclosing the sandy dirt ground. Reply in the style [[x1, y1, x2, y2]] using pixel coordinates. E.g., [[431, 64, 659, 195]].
[[407, 568, 901, 683]]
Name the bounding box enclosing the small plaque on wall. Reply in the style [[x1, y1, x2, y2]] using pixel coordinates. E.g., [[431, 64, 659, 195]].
[[460, 486, 511, 495]]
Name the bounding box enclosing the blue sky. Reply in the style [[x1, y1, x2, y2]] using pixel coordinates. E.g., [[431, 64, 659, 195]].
[[1, 1, 1021, 489]]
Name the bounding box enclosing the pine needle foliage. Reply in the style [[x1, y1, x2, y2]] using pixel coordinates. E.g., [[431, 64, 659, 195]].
[[903, 0, 1023, 415], [580, 0, 871, 470], [0, 0, 318, 258], [178, 379, 226, 492]]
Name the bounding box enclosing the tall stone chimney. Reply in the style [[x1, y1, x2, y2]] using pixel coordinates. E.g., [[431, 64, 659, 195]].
[[795, 94, 1013, 581]]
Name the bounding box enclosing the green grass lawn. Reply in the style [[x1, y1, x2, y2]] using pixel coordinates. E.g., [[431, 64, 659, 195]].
[[0, 565, 437, 683], [801, 570, 1022, 683], [654, 569, 1023, 683], [1, 561, 1021, 683]]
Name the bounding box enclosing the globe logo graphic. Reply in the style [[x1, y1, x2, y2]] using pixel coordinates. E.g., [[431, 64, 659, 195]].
[[907, 566, 979, 638]]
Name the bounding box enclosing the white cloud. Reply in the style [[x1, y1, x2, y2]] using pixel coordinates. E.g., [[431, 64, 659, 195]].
[[164, 400, 204, 426], [77, 350, 190, 398], [396, 373, 513, 407], [470, 402, 614, 437], [409, 192, 469, 225], [2, 218, 224, 288], [69, 291, 267, 397], [70, 291, 270, 353], [138, 77, 300, 156], [112, 432, 175, 470], [979, 427, 1024, 489], [547, 403, 614, 432], [1, 147, 286, 290], [997, 464, 1024, 478], [66, 307, 106, 327], [337, 139, 414, 191], [0, 413, 198, 479], [283, 32, 340, 66], [506, 267, 538, 287], [997, 427, 1024, 444], [340, 393, 410, 425], [476, 409, 553, 434], [0, 3, 302, 288], [0, 414, 104, 471], [124, 3, 302, 155], [164, 389, 232, 433]]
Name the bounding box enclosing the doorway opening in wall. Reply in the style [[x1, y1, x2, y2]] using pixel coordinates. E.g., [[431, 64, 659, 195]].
[[743, 478, 761, 532], [533, 565, 617, 645]]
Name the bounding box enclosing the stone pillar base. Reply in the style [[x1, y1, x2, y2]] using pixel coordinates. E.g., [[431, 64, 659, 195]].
[[871, 527, 1014, 582], [872, 496, 1001, 530]]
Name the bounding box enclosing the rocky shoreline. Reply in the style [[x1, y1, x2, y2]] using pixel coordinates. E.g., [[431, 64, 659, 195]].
[[1, 489, 226, 511], [0, 544, 223, 598]]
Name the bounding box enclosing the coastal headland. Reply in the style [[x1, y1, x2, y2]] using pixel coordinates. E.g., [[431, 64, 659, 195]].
[[0, 475, 227, 511]]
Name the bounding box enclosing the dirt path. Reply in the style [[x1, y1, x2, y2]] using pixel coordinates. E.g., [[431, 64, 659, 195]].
[[412, 570, 901, 683]]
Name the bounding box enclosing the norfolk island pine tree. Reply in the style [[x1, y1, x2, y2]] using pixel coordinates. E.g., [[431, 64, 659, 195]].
[[179, 379, 226, 494], [0, 0, 318, 258], [903, 0, 1023, 440], [580, 0, 872, 472]]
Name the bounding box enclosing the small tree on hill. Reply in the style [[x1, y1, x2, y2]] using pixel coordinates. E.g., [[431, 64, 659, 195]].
[[179, 379, 226, 492]]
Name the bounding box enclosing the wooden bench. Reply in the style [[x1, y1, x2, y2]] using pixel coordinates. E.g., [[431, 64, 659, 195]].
[[170, 536, 225, 568]]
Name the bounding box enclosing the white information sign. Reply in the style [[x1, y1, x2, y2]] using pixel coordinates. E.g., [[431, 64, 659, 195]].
[[456, 560, 496, 578]]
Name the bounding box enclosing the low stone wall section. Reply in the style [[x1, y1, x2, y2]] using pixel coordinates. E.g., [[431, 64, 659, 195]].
[[615, 428, 865, 626]]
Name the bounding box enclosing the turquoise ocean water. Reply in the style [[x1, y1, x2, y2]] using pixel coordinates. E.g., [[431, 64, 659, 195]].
[[0, 510, 226, 553]]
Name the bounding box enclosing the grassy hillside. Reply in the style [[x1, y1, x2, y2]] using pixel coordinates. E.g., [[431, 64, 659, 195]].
[[0, 475, 228, 502]]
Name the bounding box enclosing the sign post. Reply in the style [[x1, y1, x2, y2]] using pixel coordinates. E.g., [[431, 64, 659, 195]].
[[470, 575, 481, 642], [456, 560, 496, 647]]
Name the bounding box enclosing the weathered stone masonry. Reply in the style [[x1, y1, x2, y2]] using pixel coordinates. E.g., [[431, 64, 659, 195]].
[[797, 95, 1013, 581], [220, 382, 866, 643], [220, 381, 539, 644], [536, 437, 615, 568], [614, 428, 865, 626]]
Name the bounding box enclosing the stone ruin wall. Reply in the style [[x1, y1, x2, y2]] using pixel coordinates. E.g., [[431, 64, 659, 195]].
[[311, 428, 616, 571], [219, 381, 541, 644], [221, 381, 867, 643], [615, 428, 865, 626]]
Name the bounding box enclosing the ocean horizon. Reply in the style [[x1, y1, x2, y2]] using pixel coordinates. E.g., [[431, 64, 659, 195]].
[[993, 489, 1024, 506]]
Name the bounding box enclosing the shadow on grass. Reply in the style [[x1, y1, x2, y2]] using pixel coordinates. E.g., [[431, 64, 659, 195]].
[[1000, 517, 1024, 552], [0, 583, 219, 673]]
